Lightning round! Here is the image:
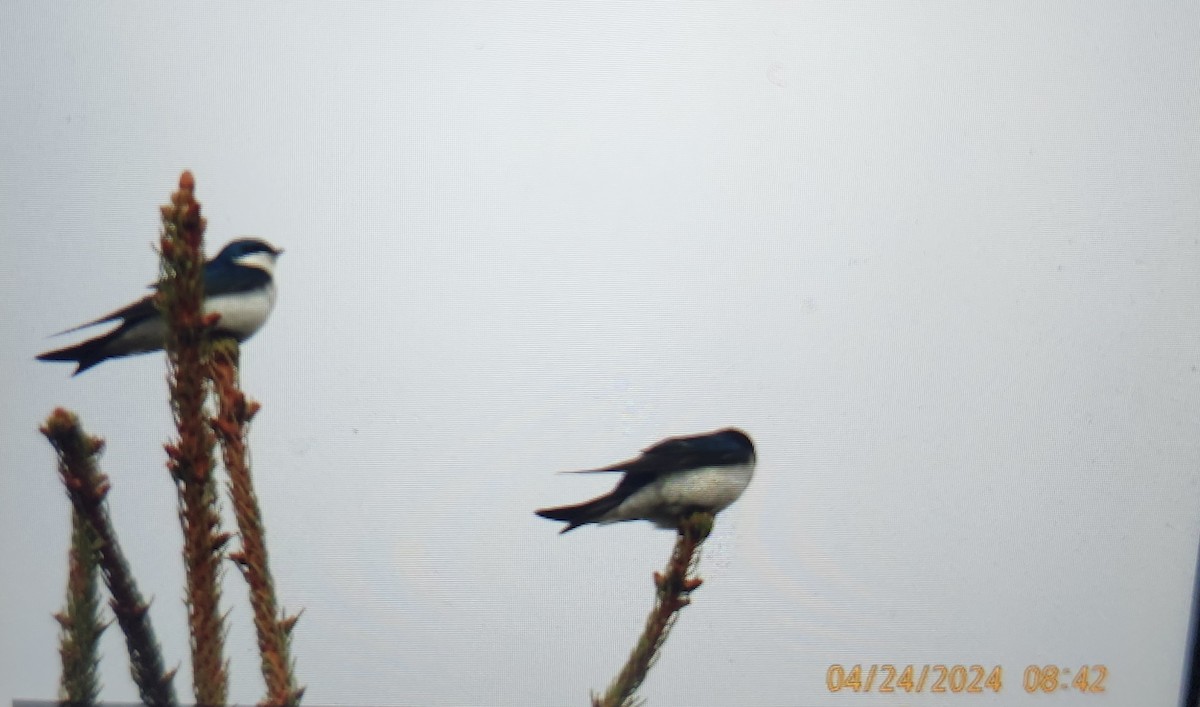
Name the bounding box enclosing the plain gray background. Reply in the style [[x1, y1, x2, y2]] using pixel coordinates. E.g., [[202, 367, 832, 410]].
[[2, 3, 1199, 705]]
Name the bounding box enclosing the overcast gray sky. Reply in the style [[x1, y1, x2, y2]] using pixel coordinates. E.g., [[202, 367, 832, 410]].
[[2, 3, 1199, 706]]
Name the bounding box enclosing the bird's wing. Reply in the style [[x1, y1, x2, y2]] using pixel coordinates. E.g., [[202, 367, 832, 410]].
[[51, 294, 158, 336], [563, 435, 723, 478], [622, 433, 751, 477], [204, 259, 272, 296], [51, 249, 264, 337], [563, 456, 643, 474]]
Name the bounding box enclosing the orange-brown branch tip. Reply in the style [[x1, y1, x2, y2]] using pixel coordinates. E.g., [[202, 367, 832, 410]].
[[41, 408, 80, 437], [279, 614, 301, 636], [212, 532, 235, 554]]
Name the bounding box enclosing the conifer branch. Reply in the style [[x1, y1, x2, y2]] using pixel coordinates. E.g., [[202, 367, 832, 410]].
[[159, 171, 228, 705], [41, 408, 178, 707], [56, 509, 106, 706], [210, 338, 304, 706], [596, 512, 714, 707]]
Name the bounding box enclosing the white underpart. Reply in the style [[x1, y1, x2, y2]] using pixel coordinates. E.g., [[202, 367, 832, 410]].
[[600, 462, 755, 527], [205, 282, 277, 339], [103, 283, 276, 355], [109, 316, 168, 354]]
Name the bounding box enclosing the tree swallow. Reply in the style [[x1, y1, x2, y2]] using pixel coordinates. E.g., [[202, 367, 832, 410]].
[[37, 238, 283, 375], [536, 428, 756, 533]]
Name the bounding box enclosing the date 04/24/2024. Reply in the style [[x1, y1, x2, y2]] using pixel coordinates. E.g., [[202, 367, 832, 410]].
[[826, 664, 1108, 694]]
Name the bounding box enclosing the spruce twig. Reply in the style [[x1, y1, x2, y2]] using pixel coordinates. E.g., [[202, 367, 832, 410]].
[[595, 512, 715, 707], [41, 408, 179, 707], [56, 509, 106, 707], [210, 338, 304, 706], [159, 171, 229, 705]]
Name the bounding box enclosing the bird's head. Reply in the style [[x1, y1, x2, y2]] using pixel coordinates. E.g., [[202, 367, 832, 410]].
[[215, 238, 284, 276], [714, 428, 755, 456]]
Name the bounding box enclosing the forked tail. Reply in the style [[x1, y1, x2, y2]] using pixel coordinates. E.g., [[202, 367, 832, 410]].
[[536, 494, 622, 533], [36, 337, 109, 375]]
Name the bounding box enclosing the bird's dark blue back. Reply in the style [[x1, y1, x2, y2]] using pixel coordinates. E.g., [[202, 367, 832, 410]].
[[643, 428, 754, 467]]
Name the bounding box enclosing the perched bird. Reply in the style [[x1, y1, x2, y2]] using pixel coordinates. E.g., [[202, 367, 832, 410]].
[[536, 428, 756, 533], [37, 238, 283, 375]]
